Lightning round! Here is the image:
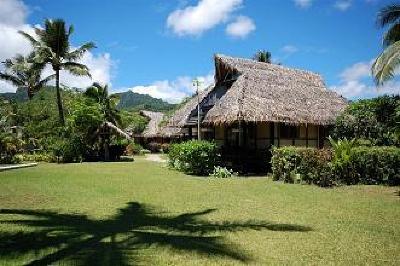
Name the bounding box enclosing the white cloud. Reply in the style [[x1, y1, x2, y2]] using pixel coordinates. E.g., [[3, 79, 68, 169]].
[[330, 60, 400, 99], [0, 0, 27, 26], [225, 16, 255, 38], [281, 45, 299, 54], [167, 0, 242, 36], [0, 0, 114, 93], [334, 0, 352, 11], [294, 0, 313, 8], [124, 74, 214, 103]]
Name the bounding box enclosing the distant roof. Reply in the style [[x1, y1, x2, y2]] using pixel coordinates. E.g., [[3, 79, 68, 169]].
[[140, 110, 165, 138], [138, 110, 182, 138], [167, 85, 214, 127]]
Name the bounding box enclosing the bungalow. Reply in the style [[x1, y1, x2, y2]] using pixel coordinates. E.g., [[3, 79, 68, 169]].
[[164, 54, 348, 171]]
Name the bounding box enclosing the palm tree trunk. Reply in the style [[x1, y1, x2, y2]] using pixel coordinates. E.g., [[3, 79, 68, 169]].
[[27, 86, 34, 100], [104, 132, 110, 161], [55, 70, 65, 126]]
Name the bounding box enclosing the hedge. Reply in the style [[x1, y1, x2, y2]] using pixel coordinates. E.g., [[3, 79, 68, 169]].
[[271, 145, 400, 187], [271, 147, 333, 187], [168, 140, 219, 176], [350, 146, 400, 185]]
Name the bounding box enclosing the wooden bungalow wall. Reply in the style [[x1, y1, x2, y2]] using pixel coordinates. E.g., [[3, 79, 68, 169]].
[[213, 122, 329, 149]]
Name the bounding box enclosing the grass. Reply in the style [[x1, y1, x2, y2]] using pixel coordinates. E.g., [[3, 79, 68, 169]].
[[0, 158, 399, 265]]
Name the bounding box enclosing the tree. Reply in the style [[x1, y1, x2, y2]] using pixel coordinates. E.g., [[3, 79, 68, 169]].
[[253, 50, 272, 63], [84, 82, 125, 161], [0, 53, 54, 99], [372, 3, 400, 85], [19, 19, 95, 125]]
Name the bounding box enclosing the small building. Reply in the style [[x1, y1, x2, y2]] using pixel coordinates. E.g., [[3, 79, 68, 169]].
[[133, 110, 182, 146], [166, 54, 348, 172]]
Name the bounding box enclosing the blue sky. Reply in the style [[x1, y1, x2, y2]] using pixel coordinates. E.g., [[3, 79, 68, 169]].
[[0, 0, 399, 102]]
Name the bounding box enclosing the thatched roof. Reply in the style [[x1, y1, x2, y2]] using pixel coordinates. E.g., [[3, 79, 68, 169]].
[[167, 85, 215, 127], [137, 110, 182, 138], [163, 54, 347, 128], [202, 54, 348, 125], [140, 110, 165, 138], [159, 125, 182, 137]]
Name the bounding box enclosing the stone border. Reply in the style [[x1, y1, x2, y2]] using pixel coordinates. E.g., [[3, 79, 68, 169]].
[[0, 163, 38, 171]]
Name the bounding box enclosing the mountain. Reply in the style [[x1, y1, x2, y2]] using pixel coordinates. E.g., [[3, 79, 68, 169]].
[[0, 87, 28, 102], [114, 91, 175, 112]]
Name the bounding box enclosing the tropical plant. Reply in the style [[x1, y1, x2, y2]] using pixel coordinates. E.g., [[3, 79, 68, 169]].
[[0, 53, 54, 99], [253, 50, 271, 63], [84, 82, 127, 161], [19, 19, 95, 125], [372, 3, 400, 85]]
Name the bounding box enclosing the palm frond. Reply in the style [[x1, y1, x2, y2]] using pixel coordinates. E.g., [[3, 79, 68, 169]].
[[61, 62, 91, 77], [372, 41, 400, 85], [377, 4, 400, 27], [383, 23, 400, 47], [0, 72, 24, 87], [18, 30, 39, 46], [66, 42, 96, 61]]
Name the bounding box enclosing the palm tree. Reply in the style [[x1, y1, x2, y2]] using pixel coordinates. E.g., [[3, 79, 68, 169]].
[[85, 82, 125, 161], [0, 53, 55, 99], [19, 19, 95, 125], [253, 50, 272, 63], [372, 3, 400, 85]]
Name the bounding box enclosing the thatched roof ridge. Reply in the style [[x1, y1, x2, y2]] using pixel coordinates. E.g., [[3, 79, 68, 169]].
[[203, 54, 348, 125], [167, 85, 214, 127]]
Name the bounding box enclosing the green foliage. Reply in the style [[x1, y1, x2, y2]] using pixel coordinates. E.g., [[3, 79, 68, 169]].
[[271, 146, 333, 187], [346, 146, 400, 185], [161, 143, 170, 153], [120, 111, 149, 134], [51, 136, 85, 163], [211, 166, 235, 178], [147, 142, 161, 153], [168, 140, 219, 176], [332, 95, 400, 146], [20, 153, 56, 162], [125, 142, 143, 155], [372, 3, 400, 85], [271, 144, 400, 187], [0, 132, 25, 163]]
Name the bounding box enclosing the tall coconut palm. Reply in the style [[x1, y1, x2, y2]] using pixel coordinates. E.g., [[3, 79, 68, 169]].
[[372, 3, 400, 85], [19, 19, 95, 125], [253, 50, 272, 63], [0, 53, 54, 99], [85, 82, 125, 161]]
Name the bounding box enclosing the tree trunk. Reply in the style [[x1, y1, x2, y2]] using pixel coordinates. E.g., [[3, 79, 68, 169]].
[[55, 70, 65, 126], [104, 134, 110, 161], [27, 86, 34, 100]]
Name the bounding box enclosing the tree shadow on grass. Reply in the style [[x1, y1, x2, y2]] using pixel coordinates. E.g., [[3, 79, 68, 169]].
[[0, 202, 312, 265]]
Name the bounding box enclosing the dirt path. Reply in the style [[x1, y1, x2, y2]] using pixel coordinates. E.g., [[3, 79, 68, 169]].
[[144, 154, 166, 163]]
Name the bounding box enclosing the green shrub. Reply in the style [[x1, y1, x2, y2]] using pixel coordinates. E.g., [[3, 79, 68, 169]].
[[211, 166, 235, 178], [350, 146, 400, 185], [147, 142, 161, 153], [119, 155, 135, 162], [168, 140, 219, 176], [331, 95, 400, 146], [161, 143, 170, 153], [20, 153, 56, 162], [271, 144, 400, 187], [125, 143, 143, 155], [271, 146, 333, 187], [51, 136, 85, 163]]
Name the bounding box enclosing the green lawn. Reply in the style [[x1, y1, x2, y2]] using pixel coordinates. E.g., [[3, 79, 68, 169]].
[[0, 158, 399, 265]]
